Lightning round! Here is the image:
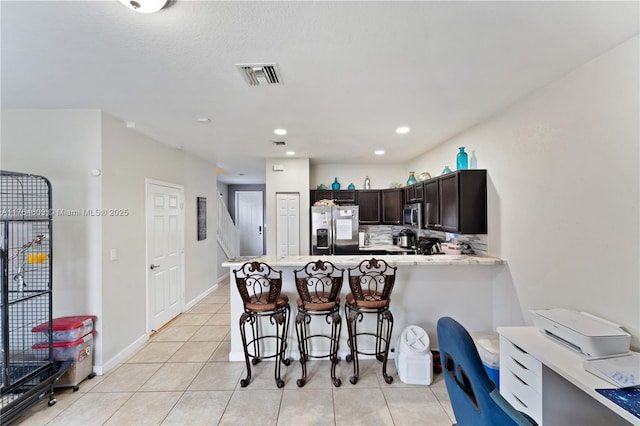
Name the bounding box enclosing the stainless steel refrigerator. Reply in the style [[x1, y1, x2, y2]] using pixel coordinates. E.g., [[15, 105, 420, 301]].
[[311, 206, 360, 255]]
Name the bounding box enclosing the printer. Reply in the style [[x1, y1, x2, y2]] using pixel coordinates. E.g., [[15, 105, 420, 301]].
[[530, 308, 631, 357]]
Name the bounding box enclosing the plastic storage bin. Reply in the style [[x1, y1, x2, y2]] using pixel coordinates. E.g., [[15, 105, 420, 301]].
[[395, 325, 433, 385], [32, 315, 96, 342], [472, 331, 500, 389], [33, 331, 95, 361]]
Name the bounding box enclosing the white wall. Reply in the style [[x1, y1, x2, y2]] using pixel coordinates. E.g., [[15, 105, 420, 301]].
[[407, 36, 640, 346], [1, 109, 103, 322], [1, 110, 221, 373], [101, 112, 219, 370], [265, 158, 310, 255], [310, 163, 407, 190]]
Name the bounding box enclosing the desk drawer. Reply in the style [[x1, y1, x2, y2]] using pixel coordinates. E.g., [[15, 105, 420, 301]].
[[501, 374, 542, 425], [502, 351, 542, 392], [500, 336, 542, 377]]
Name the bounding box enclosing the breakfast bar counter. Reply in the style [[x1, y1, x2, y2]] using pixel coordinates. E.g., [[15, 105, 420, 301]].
[[222, 254, 508, 362]]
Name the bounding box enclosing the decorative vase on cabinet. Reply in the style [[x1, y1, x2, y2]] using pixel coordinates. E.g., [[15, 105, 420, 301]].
[[332, 177, 341, 190], [364, 176, 371, 189], [442, 166, 452, 175], [456, 147, 468, 170], [407, 172, 418, 186]]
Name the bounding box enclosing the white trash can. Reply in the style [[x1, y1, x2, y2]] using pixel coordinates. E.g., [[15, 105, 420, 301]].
[[395, 325, 433, 385]]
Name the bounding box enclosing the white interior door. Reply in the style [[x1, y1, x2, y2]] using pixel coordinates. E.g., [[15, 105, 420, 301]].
[[236, 191, 264, 256], [276, 193, 300, 256], [146, 181, 185, 333]]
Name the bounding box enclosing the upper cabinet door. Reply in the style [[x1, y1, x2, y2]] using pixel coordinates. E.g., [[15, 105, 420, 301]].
[[358, 190, 381, 224], [424, 179, 440, 228], [437, 170, 487, 234], [405, 182, 424, 202], [382, 188, 403, 225]]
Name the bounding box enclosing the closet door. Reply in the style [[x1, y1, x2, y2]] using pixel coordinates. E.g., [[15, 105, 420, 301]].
[[276, 193, 300, 256]]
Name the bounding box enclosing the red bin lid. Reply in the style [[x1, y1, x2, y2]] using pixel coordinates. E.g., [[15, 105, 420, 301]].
[[31, 315, 96, 332]]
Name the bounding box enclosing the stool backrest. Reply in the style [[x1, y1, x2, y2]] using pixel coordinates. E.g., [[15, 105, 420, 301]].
[[233, 261, 283, 308], [347, 258, 397, 302], [294, 260, 344, 307]]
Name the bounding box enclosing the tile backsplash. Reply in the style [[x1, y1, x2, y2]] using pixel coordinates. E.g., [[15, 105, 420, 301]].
[[359, 225, 489, 255]]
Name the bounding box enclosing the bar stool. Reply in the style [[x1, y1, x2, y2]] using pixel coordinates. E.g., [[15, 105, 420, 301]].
[[233, 261, 291, 388], [345, 258, 397, 384], [293, 260, 344, 387]]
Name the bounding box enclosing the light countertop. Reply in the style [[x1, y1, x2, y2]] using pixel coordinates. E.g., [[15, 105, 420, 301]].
[[222, 254, 505, 267]]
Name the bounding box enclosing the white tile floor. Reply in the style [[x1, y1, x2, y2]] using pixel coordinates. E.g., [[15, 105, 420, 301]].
[[15, 279, 455, 425]]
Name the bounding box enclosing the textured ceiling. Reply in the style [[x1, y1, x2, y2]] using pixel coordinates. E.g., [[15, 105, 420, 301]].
[[2, 1, 638, 184]]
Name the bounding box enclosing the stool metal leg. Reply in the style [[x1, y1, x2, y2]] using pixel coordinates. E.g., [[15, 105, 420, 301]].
[[380, 309, 394, 384], [346, 305, 362, 384], [329, 310, 342, 387], [295, 309, 310, 387], [239, 311, 255, 387], [273, 306, 291, 389]]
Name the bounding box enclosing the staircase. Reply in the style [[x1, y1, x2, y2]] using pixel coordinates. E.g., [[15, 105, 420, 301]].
[[217, 193, 240, 258]]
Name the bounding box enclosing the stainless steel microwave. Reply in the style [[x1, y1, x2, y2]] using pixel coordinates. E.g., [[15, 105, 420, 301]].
[[403, 202, 423, 229]]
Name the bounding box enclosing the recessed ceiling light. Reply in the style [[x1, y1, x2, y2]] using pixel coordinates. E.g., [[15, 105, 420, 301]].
[[119, 0, 168, 13], [274, 128, 287, 136], [197, 118, 211, 123], [285, 151, 295, 156], [375, 150, 385, 155], [396, 126, 410, 134]]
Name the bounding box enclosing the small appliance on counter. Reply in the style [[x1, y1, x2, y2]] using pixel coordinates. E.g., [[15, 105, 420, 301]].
[[417, 238, 443, 255], [398, 228, 417, 248]]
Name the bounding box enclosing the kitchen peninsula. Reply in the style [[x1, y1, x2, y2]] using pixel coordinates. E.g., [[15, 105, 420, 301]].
[[222, 254, 506, 362]]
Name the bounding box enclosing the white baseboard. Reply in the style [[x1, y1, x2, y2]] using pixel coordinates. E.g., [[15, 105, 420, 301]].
[[97, 333, 149, 375]]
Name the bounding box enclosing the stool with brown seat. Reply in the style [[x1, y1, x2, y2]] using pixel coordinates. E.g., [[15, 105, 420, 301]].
[[293, 260, 344, 387], [345, 258, 397, 385], [233, 261, 291, 388]]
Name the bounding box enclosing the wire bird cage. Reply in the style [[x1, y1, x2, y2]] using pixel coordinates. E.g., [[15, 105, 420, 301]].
[[1, 171, 70, 425]]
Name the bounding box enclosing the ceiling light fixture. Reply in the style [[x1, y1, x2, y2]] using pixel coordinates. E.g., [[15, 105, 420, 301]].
[[274, 128, 287, 136], [375, 150, 385, 155], [285, 151, 295, 156], [119, 0, 168, 13], [395, 126, 410, 134]]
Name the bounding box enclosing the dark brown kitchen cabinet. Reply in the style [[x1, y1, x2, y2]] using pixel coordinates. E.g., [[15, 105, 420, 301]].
[[357, 190, 381, 224], [404, 182, 424, 202], [333, 190, 357, 205], [424, 178, 440, 227], [311, 190, 333, 204], [428, 170, 487, 234], [381, 188, 403, 225], [310, 190, 357, 205]]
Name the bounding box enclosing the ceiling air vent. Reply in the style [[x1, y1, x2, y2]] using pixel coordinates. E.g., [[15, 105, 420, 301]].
[[272, 141, 287, 147], [236, 63, 281, 86]]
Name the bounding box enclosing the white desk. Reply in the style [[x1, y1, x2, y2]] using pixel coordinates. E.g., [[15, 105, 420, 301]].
[[498, 327, 638, 426]]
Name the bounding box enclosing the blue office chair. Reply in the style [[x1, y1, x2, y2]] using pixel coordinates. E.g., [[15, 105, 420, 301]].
[[436, 317, 537, 426]]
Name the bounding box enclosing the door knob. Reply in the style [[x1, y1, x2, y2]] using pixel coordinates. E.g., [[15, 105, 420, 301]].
[[150, 264, 160, 270]]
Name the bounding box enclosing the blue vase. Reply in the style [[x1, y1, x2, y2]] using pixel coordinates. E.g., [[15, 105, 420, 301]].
[[457, 147, 468, 170], [407, 172, 418, 186], [331, 177, 340, 190], [442, 166, 452, 175], [347, 183, 355, 190]]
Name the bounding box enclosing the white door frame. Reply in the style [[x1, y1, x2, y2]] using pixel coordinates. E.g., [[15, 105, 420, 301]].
[[145, 178, 185, 334]]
